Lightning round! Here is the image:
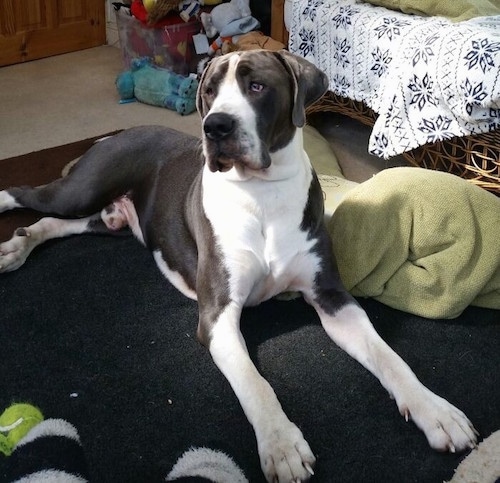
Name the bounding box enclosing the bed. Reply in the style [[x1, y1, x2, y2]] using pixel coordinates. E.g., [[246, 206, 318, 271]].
[[270, 0, 500, 194]]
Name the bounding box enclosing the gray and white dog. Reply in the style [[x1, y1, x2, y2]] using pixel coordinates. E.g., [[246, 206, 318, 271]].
[[0, 50, 477, 482]]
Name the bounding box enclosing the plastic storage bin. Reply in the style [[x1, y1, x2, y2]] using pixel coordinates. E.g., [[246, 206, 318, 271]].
[[115, 8, 201, 75]]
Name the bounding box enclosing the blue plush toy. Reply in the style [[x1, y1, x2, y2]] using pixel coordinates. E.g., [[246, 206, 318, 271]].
[[116, 58, 198, 115]]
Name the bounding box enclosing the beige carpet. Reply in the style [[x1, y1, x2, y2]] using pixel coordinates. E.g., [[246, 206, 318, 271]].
[[0, 46, 200, 161]]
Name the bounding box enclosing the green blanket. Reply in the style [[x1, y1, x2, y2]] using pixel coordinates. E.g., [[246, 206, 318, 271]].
[[364, 0, 500, 22], [329, 167, 500, 319]]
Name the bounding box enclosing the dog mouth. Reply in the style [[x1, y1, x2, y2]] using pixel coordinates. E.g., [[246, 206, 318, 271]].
[[206, 144, 237, 172], [209, 152, 233, 172], [204, 139, 270, 173]]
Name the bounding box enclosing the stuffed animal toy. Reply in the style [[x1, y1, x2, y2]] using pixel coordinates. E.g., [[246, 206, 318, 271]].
[[179, 0, 201, 21], [143, 0, 178, 24], [236, 31, 286, 52], [200, 0, 259, 55], [179, 0, 224, 22], [116, 58, 198, 115]]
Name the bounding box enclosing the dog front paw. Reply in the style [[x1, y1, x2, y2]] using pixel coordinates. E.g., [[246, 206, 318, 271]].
[[257, 421, 316, 483], [399, 388, 478, 453]]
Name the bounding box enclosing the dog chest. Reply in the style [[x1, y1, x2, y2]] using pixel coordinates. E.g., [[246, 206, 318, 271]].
[[201, 168, 319, 304]]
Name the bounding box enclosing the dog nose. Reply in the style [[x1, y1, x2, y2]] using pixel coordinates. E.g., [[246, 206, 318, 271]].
[[203, 113, 236, 141]]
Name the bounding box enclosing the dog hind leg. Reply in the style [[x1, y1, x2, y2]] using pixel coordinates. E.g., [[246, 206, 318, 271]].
[[0, 190, 22, 213], [1, 175, 124, 219], [0, 134, 159, 218]]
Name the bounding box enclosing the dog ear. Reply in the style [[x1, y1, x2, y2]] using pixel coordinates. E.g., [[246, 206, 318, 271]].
[[274, 50, 329, 127], [196, 57, 213, 116]]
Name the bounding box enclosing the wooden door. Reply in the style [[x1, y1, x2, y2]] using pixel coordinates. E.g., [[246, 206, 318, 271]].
[[0, 0, 105, 67]]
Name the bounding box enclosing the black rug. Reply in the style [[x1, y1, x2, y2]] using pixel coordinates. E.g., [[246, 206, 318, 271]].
[[0, 140, 499, 482]]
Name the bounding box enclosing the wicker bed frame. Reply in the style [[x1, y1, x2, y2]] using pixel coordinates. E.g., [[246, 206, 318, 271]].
[[270, 1, 500, 195], [306, 92, 500, 194]]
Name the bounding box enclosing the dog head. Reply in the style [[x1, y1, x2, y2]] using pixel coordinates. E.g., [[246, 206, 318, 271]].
[[196, 50, 329, 174]]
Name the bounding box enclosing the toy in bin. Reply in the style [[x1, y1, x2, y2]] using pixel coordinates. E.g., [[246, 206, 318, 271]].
[[116, 58, 198, 115], [200, 0, 260, 55], [115, 3, 201, 75]]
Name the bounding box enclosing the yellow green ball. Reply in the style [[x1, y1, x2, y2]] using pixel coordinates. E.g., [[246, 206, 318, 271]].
[[0, 403, 44, 456]]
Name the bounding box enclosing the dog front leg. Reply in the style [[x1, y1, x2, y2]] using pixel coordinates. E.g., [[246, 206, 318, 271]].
[[309, 297, 478, 453], [205, 301, 316, 483]]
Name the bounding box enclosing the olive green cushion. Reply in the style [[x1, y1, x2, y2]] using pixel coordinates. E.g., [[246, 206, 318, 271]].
[[303, 125, 359, 218], [329, 167, 500, 318]]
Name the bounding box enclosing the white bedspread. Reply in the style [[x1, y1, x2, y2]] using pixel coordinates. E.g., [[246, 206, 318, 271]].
[[288, 0, 500, 158]]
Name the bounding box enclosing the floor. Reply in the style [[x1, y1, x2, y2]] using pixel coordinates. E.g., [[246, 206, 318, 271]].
[[0, 45, 407, 182]]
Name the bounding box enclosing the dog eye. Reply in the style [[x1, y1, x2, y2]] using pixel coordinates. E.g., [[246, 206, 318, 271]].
[[249, 82, 265, 93], [205, 87, 215, 98]]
